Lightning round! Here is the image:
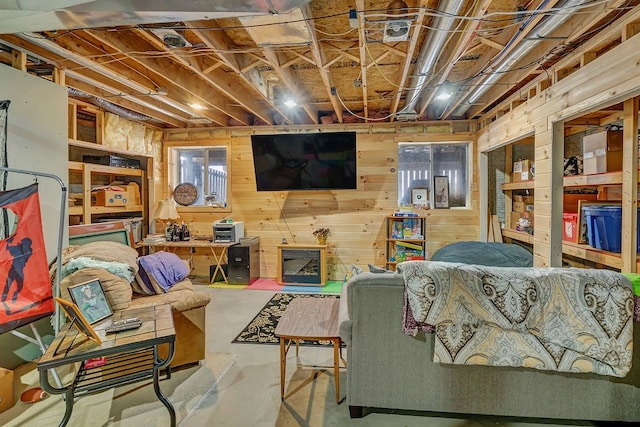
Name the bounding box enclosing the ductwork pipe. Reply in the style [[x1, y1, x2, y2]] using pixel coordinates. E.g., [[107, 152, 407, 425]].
[[400, 0, 465, 115], [67, 87, 161, 123], [456, 0, 587, 116]]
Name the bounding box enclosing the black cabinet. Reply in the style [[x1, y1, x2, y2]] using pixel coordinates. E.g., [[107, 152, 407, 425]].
[[227, 240, 260, 285]]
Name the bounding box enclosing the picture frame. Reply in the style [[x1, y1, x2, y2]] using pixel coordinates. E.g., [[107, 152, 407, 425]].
[[433, 176, 450, 209], [67, 279, 113, 324], [411, 188, 429, 206], [54, 297, 102, 344], [576, 200, 621, 244]]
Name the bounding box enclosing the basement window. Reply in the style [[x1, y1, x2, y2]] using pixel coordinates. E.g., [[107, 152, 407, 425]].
[[168, 145, 229, 210], [397, 142, 470, 208]]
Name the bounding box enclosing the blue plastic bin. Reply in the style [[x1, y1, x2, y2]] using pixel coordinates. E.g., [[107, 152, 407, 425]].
[[584, 206, 640, 253]]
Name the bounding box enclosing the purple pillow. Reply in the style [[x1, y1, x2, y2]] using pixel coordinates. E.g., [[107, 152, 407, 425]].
[[136, 251, 189, 293]]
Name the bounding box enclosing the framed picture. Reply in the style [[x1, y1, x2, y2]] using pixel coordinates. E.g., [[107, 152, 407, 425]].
[[577, 200, 621, 244], [67, 279, 113, 324], [411, 188, 429, 206], [54, 297, 102, 344], [433, 176, 450, 209]]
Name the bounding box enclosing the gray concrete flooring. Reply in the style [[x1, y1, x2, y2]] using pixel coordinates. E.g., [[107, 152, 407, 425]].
[[184, 286, 600, 427]]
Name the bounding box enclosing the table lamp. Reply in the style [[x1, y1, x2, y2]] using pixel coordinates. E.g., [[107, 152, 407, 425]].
[[153, 198, 180, 236]]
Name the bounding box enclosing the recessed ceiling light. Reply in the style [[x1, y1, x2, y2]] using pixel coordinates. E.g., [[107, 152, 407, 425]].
[[284, 99, 297, 107], [189, 103, 206, 110]]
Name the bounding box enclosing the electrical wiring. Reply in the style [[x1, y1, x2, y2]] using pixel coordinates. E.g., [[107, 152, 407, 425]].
[[335, 89, 397, 121]]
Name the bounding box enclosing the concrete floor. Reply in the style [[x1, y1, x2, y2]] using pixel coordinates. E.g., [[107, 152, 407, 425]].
[[185, 286, 601, 427]]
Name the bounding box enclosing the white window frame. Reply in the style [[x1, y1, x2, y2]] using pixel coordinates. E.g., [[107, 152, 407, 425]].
[[397, 141, 471, 209]]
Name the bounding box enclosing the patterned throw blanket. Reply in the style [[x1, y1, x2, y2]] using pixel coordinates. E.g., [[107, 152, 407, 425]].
[[398, 261, 635, 378]]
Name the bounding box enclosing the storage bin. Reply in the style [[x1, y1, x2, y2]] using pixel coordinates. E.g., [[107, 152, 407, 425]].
[[562, 212, 579, 243], [584, 206, 640, 253]]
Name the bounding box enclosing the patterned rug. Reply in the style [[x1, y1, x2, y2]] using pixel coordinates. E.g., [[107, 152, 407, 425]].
[[232, 293, 339, 346]]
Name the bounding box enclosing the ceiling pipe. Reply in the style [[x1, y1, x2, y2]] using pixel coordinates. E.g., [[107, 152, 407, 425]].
[[12, 33, 195, 116], [397, 0, 465, 118], [452, 0, 587, 117]]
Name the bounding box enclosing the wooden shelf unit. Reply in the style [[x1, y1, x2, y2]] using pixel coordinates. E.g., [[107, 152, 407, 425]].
[[69, 161, 146, 225], [385, 216, 426, 270]]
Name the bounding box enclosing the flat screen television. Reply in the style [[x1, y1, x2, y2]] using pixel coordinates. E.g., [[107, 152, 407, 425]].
[[251, 132, 357, 191]]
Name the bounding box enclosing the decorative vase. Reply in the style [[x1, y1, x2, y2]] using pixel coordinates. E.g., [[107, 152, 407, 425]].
[[317, 235, 327, 245]]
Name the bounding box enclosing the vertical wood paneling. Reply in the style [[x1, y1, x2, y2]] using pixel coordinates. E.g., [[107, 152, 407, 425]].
[[162, 128, 480, 280]]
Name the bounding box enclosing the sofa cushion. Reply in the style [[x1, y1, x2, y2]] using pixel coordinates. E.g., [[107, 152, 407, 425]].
[[60, 267, 132, 311], [129, 278, 211, 312]]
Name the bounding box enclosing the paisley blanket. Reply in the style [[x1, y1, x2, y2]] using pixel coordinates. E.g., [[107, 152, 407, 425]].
[[398, 261, 634, 378]]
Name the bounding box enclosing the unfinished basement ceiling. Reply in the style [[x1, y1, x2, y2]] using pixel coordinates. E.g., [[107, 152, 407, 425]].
[[0, 0, 638, 128]]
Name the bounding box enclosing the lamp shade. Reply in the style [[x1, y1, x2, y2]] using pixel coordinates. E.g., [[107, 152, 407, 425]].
[[154, 199, 180, 221]]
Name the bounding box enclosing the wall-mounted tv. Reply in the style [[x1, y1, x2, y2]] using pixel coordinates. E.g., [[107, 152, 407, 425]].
[[251, 132, 357, 191]]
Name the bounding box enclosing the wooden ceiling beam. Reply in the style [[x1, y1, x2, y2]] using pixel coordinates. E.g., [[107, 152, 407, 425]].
[[301, 3, 342, 123], [84, 29, 241, 126], [262, 47, 317, 124], [476, 36, 504, 52], [324, 41, 360, 64], [0, 33, 194, 124], [131, 28, 255, 125], [355, 0, 369, 120], [186, 20, 294, 124]]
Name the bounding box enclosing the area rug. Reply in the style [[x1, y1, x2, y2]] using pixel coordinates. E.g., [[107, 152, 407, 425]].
[[209, 277, 344, 295], [0, 351, 235, 427], [232, 293, 340, 346]]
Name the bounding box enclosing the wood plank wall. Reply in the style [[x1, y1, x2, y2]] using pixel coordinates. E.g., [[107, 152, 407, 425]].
[[163, 125, 480, 280], [477, 14, 640, 268]]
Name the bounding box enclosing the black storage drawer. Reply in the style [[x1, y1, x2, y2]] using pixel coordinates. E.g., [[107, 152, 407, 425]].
[[227, 241, 260, 285]]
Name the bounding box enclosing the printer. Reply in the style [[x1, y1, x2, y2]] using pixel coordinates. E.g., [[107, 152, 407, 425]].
[[213, 221, 244, 243]]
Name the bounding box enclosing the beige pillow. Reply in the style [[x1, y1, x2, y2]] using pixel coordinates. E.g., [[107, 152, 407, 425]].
[[59, 267, 132, 311]]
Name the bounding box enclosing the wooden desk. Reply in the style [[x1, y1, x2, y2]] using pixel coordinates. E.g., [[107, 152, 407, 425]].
[[274, 297, 344, 403], [140, 238, 235, 284], [38, 304, 176, 427]]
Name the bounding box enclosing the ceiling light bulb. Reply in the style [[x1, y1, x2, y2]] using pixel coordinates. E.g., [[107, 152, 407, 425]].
[[436, 92, 451, 101], [284, 99, 297, 107], [189, 103, 206, 110]]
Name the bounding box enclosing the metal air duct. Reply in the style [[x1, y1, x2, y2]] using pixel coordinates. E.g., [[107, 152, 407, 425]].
[[397, 0, 465, 118], [455, 0, 587, 116]]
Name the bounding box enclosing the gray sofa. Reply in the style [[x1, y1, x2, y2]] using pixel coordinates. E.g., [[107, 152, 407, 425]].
[[338, 270, 640, 422]]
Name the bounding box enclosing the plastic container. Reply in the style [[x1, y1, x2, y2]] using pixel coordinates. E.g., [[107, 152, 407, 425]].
[[562, 212, 578, 243], [585, 206, 621, 252], [584, 206, 640, 253]]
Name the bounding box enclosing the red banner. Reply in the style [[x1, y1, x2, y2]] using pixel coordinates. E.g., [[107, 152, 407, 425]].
[[0, 184, 53, 333]]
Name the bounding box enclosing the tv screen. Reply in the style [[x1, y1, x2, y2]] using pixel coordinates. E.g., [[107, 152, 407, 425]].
[[251, 132, 357, 191]]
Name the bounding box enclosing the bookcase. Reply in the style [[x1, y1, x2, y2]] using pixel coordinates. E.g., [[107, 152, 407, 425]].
[[385, 216, 426, 270]]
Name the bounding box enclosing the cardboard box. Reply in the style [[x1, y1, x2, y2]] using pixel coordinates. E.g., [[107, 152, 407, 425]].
[[0, 368, 14, 413], [583, 130, 623, 175], [512, 160, 532, 182], [91, 190, 130, 206], [126, 182, 140, 205], [513, 201, 525, 212]]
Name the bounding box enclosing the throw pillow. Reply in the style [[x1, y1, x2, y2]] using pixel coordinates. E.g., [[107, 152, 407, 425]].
[[351, 264, 365, 276], [135, 251, 190, 294]]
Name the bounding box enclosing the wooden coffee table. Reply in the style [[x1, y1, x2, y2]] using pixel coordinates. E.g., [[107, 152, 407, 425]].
[[274, 296, 345, 403]]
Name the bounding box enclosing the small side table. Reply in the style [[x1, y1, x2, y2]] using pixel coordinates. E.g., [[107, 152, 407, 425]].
[[38, 304, 176, 427], [274, 297, 345, 403]]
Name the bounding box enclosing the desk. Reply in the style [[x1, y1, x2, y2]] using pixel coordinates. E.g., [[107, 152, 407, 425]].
[[38, 304, 176, 427], [140, 239, 235, 284]]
